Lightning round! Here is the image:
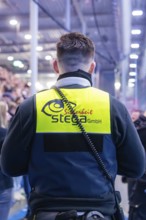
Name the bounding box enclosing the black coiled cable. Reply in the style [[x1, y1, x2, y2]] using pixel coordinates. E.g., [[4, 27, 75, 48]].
[[53, 85, 112, 183]]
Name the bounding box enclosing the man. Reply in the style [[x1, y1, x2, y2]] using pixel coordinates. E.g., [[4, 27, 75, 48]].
[[1, 32, 145, 220]]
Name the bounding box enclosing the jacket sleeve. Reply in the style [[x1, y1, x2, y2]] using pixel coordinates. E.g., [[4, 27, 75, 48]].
[[1, 96, 35, 177], [0, 128, 7, 152], [110, 96, 146, 178]]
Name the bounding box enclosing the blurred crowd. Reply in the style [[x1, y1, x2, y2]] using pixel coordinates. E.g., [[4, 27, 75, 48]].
[[0, 66, 30, 121], [0, 66, 31, 220]]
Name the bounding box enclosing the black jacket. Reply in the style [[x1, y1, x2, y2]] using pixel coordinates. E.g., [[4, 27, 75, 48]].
[[1, 73, 145, 178], [1, 70, 145, 213], [134, 115, 146, 151]]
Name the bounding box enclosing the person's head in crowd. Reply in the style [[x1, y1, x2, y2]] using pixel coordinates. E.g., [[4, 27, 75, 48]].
[[2, 92, 14, 103], [0, 101, 8, 128], [131, 109, 143, 122], [0, 65, 30, 98], [53, 32, 96, 75], [22, 83, 31, 99], [15, 96, 25, 105], [0, 66, 13, 92], [0, 76, 6, 83], [10, 87, 20, 100], [0, 65, 10, 81]]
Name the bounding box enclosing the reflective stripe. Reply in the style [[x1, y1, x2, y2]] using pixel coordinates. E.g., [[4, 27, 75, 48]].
[[36, 87, 111, 134]]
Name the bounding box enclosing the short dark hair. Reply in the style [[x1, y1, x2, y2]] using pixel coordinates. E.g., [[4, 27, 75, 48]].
[[56, 32, 95, 63]]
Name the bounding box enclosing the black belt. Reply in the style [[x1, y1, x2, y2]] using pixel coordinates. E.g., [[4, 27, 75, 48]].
[[31, 210, 113, 220]]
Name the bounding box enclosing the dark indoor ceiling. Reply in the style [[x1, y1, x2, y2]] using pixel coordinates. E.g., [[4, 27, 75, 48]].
[[0, 0, 119, 73], [0, 0, 146, 105]]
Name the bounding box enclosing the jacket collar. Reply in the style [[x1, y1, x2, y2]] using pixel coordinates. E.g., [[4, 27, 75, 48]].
[[56, 69, 92, 87]]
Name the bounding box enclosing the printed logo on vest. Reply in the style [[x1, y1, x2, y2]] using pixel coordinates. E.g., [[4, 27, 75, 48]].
[[42, 99, 76, 116], [41, 99, 101, 126]]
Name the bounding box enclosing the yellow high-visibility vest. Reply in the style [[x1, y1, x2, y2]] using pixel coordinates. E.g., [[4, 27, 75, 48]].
[[36, 87, 111, 134]]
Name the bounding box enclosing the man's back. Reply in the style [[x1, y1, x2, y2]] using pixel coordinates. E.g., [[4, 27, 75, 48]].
[[1, 81, 145, 214]]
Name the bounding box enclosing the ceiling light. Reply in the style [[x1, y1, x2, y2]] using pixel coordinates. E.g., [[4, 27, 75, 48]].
[[132, 10, 143, 16], [128, 82, 135, 88], [19, 63, 24, 68], [7, 56, 14, 61], [24, 34, 32, 40], [114, 82, 121, 90], [129, 63, 137, 68], [130, 54, 139, 59], [131, 29, 141, 35], [45, 55, 52, 61], [27, 69, 32, 74], [131, 43, 139, 48], [9, 19, 18, 26], [129, 72, 137, 76], [13, 60, 22, 66], [13, 60, 24, 68], [36, 46, 43, 51], [129, 78, 136, 83]]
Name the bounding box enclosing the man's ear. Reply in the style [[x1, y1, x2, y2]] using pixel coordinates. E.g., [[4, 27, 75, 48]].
[[53, 59, 60, 74], [88, 61, 96, 74]]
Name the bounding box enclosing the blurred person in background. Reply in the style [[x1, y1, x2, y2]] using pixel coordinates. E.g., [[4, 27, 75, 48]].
[[21, 175, 31, 220], [130, 109, 143, 122], [0, 65, 31, 220], [1, 32, 145, 220], [0, 65, 30, 107], [0, 101, 13, 220], [128, 110, 146, 220]]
